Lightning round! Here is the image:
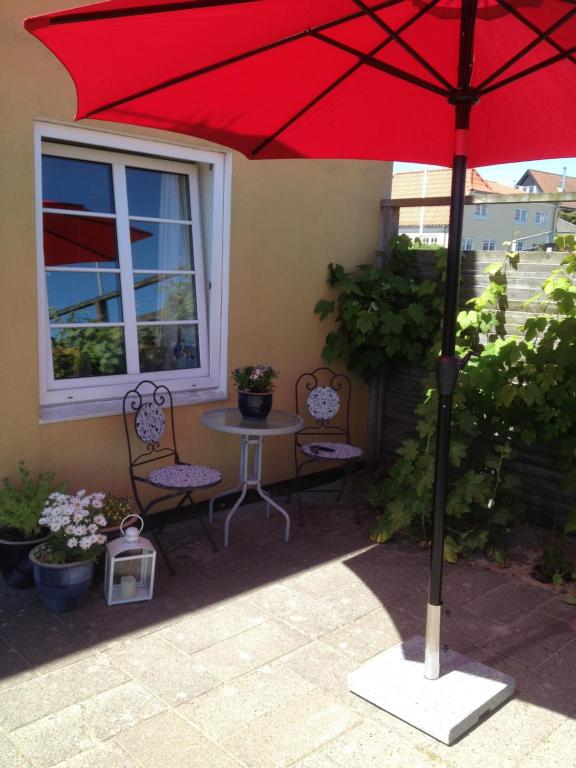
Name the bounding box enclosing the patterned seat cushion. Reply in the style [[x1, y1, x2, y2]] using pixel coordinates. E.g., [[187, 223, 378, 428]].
[[148, 464, 221, 489], [300, 441, 363, 460]]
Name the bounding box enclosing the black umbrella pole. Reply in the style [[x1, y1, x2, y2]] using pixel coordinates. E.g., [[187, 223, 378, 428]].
[[424, 152, 468, 680]]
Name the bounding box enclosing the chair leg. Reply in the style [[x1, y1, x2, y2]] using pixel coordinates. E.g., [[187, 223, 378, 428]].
[[197, 510, 219, 553], [149, 526, 175, 575]]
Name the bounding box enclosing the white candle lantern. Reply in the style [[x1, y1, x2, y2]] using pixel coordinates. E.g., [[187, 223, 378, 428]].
[[105, 515, 156, 606]]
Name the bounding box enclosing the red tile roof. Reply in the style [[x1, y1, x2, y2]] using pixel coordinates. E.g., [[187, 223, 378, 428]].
[[392, 169, 520, 227]]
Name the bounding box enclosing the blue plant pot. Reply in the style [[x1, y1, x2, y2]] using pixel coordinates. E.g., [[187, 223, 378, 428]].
[[238, 391, 273, 420], [29, 546, 94, 613]]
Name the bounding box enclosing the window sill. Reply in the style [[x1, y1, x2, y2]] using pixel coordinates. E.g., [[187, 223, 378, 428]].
[[39, 387, 228, 423]]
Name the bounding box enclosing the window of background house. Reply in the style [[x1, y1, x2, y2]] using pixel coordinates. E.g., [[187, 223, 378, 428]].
[[482, 239, 496, 251], [514, 208, 528, 223], [462, 238, 474, 250], [474, 203, 488, 218], [535, 211, 548, 224], [35, 124, 230, 420]]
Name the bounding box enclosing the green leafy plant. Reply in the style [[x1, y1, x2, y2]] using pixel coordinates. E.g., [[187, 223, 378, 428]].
[[0, 462, 65, 540], [532, 532, 575, 586], [231, 364, 278, 393], [314, 236, 445, 382], [101, 494, 133, 529], [369, 242, 576, 560]]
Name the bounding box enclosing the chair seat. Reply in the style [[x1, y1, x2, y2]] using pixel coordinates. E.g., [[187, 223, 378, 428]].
[[300, 441, 363, 460], [148, 464, 222, 489]]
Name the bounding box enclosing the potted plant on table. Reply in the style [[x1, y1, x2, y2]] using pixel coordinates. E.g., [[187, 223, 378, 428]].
[[29, 490, 108, 612], [0, 462, 63, 589], [232, 364, 278, 420]]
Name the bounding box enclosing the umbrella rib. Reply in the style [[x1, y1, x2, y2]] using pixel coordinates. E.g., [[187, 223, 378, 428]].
[[476, 2, 576, 91], [83, 0, 406, 118], [481, 43, 576, 96], [350, 0, 453, 91], [250, 0, 448, 157], [308, 31, 449, 97]]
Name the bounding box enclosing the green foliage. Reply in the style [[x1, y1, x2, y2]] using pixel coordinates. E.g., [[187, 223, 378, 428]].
[[231, 364, 278, 393], [0, 462, 65, 539], [533, 533, 575, 586], [369, 245, 576, 559], [314, 236, 444, 382]]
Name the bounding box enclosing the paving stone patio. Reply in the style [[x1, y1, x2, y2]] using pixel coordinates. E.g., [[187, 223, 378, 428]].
[[1, 496, 575, 768]]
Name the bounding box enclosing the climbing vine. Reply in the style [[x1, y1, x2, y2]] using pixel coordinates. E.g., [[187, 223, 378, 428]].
[[368, 236, 576, 560]]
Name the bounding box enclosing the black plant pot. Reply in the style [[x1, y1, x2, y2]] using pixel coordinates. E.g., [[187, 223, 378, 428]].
[[238, 391, 273, 420], [0, 533, 51, 589]]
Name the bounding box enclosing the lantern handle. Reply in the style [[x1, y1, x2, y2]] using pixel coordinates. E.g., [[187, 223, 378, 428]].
[[120, 514, 144, 537]]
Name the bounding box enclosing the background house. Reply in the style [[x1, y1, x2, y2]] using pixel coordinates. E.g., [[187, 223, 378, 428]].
[[1, 1, 392, 499], [393, 168, 558, 251], [515, 168, 576, 247]]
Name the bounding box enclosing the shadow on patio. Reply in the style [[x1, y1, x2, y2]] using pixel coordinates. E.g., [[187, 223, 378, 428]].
[[0, 494, 575, 768]]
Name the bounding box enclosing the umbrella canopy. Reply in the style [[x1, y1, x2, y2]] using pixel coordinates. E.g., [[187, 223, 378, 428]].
[[24, 0, 576, 681], [24, 0, 575, 166]]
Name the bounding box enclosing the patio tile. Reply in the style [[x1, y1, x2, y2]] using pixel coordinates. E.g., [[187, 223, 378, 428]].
[[153, 564, 232, 611], [104, 633, 219, 705], [181, 536, 278, 579], [411, 698, 563, 768], [520, 638, 576, 717], [468, 613, 576, 673], [10, 682, 165, 767], [0, 639, 37, 692], [222, 689, 360, 768], [189, 619, 309, 681], [114, 710, 245, 768], [274, 640, 360, 707], [441, 606, 510, 655], [464, 581, 552, 625], [207, 555, 304, 597], [0, 733, 33, 768], [0, 656, 128, 732], [160, 598, 267, 655], [440, 564, 513, 607], [519, 717, 576, 768], [0, 612, 91, 671], [319, 607, 422, 663], [289, 754, 340, 768], [178, 663, 314, 741], [51, 743, 140, 768], [58, 594, 186, 647], [319, 718, 451, 768], [247, 582, 345, 638]]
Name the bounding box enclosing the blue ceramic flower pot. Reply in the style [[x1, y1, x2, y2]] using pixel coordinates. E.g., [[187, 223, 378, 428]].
[[238, 391, 273, 420], [29, 546, 94, 613]]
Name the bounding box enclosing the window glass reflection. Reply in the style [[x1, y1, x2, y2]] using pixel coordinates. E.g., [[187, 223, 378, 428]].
[[126, 168, 190, 220], [134, 274, 197, 322], [47, 272, 123, 324], [42, 156, 115, 213], [138, 325, 199, 372], [43, 213, 119, 268], [51, 327, 126, 379], [130, 222, 194, 271]]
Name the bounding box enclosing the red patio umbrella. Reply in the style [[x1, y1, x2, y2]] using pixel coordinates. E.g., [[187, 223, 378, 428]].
[[24, 0, 576, 690]]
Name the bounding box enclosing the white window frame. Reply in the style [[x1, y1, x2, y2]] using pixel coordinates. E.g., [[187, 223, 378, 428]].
[[514, 207, 528, 223], [482, 239, 496, 251], [535, 210, 548, 225], [462, 238, 474, 250], [34, 122, 231, 422], [474, 203, 488, 219]]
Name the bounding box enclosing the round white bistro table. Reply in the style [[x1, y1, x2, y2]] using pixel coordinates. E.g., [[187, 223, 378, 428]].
[[202, 408, 304, 547]]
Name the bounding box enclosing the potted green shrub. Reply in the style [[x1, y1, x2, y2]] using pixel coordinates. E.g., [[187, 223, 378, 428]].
[[232, 364, 278, 419], [0, 462, 63, 589]]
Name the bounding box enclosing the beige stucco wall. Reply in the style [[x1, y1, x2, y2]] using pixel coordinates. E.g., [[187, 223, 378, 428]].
[[1, 2, 391, 498]]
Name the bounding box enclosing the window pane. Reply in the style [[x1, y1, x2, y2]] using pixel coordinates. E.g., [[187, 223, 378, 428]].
[[134, 274, 197, 322], [130, 222, 194, 271], [138, 324, 200, 372], [43, 213, 119, 268], [47, 272, 123, 323], [42, 156, 115, 214], [51, 327, 126, 379], [126, 168, 190, 220]]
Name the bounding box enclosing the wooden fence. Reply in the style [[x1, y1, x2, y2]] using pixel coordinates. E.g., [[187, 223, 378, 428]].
[[378, 248, 573, 529]]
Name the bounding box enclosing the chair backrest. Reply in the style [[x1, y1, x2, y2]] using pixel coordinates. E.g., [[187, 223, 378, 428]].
[[122, 380, 179, 471], [295, 367, 352, 442]]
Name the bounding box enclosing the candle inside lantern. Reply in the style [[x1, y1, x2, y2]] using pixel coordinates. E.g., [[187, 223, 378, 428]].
[[120, 575, 137, 599]]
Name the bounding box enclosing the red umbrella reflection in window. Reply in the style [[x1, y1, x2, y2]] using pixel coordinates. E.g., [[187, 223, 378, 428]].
[[43, 202, 150, 266]]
